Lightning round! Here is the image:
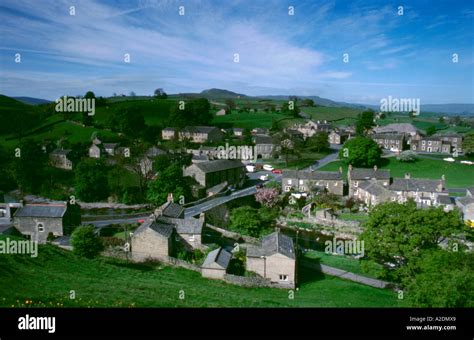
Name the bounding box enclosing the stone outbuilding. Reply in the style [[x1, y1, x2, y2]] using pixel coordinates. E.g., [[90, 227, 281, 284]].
[[201, 247, 232, 279], [131, 218, 174, 261]]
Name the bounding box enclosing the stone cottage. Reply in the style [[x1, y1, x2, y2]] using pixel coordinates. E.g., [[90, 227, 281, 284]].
[[49, 149, 73, 170], [246, 231, 296, 288], [131, 218, 174, 261], [201, 247, 232, 279], [183, 159, 246, 189], [348, 165, 391, 196], [13, 203, 81, 244], [456, 187, 474, 225], [282, 170, 344, 195]]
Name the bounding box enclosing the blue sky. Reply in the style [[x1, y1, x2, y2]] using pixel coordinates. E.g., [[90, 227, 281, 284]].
[[0, 0, 473, 104]]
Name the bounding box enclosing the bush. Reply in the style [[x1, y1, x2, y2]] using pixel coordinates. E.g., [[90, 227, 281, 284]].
[[396, 150, 418, 162], [70, 225, 104, 259]]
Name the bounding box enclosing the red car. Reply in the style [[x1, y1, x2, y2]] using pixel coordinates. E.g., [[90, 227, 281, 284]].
[[138, 219, 145, 223], [272, 169, 282, 174]]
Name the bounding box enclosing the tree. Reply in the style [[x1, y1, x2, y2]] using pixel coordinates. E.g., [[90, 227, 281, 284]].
[[302, 99, 314, 107], [396, 150, 418, 162], [224, 99, 236, 111], [13, 140, 48, 193], [306, 131, 329, 152], [146, 164, 191, 205], [168, 98, 212, 128], [229, 206, 272, 237], [108, 107, 145, 137], [404, 249, 474, 307], [82, 111, 93, 126], [462, 132, 474, 155], [129, 91, 136, 98], [84, 91, 95, 99], [361, 201, 465, 282], [438, 116, 445, 123], [339, 136, 382, 167], [154, 88, 167, 98], [255, 188, 280, 208], [426, 125, 436, 136], [74, 159, 109, 202], [71, 225, 104, 259], [355, 110, 375, 135]]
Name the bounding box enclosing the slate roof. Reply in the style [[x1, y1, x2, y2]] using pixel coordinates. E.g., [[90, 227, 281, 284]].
[[371, 134, 404, 141], [134, 218, 174, 238], [437, 195, 454, 205], [389, 178, 445, 193], [282, 170, 342, 181], [373, 123, 417, 134], [247, 232, 295, 259], [163, 127, 176, 132], [349, 168, 390, 180], [456, 196, 474, 207], [182, 126, 218, 134], [157, 215, 204, 235], [50, 149, 71, 156], [146, 147, 166, 157], [254, 134, 274, 144], [14, 204, 67, 218], [359, 181, 391, 196], [103, 143, 118, 149], [160, 201, 185, 218], [202, 247, 232, 269], [194, 160, 245, 173], [466, 187, 474, 197]]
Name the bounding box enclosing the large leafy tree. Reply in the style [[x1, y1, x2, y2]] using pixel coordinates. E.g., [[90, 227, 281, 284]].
[[13, 140, 48, 193], [74, 159, 109, 202], [71, 225, 104, 259], [361, 201, 465, 282], [146, 164, 191, 205], [168, 98, 212, 128], [462, 132, 474, 155], [306, 131, 329, 152], [108, 107, 146, 137], [404, 250, 474, 307], [339, 136, 382, 167], [355, 110, 375, 135]]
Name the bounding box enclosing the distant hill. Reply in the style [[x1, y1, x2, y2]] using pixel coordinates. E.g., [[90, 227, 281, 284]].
[[12, 96, 51, 105], [0, 95, 42, 135], [420, 104, 474, 115]]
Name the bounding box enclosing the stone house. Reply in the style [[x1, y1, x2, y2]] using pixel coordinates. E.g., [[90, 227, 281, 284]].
[[370, 134, 405, 152], [354, 180, 393, 206], [282, 170, 344, 195], [88, 144, 101, 158], [103, 143, 118, 156], [179, 126, 224, 143], [131, 218, 174, 261], [328, 130, 350, 145], [183, 159, 246, 189], [254, 134, 279, 159], [410, 136, 451, 154], [456, 187, 474, 225], [246, 231, 296, 288], [348, 166, 391, 196], [373, 123, 418, 136], [252, 128, 269, 135], [293, 120, 333, 139], [49, 149, 73, 170], [434, 134, 463, 153], [161, 127, 177, 140], [215, 109, 226, 116], [201, 247, 232, 279], [233, 128, 244, 137], [13, 203, 81, 244], [388, 175, 448, 207]]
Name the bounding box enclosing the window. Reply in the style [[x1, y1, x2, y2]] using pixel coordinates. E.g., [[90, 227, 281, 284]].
[[188, 235, 195, 242], [279, 275, 288, 281], [284, 186, 291, 192], [287, 179, 292, 185], [299, 179, 303, 185], [37, 223, 45, 232], [354, 181, 358, 187]]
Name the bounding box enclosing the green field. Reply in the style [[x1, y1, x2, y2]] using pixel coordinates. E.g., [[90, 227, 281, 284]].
[[302, 106, 363, 122], [318, 157, 474, 188], [212, 111, 303, 129], [0, 238, 399, 307]]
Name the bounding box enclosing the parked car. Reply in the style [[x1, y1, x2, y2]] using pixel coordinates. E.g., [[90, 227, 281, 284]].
[[138, 219, 145, 223], [443, 157, 455, 162], [259, 174, 269, 181], [460, 160, 474, 165], [246, 165, 256, 172], [272, 169, 282, 174], [263, 164, 274, 171]]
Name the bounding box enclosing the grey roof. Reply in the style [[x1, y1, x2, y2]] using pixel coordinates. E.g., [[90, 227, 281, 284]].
[[163, 127, 176, 131], [202, 247, 232, 269], [349, 168, 390, 180], [103, 143, 118, 149], [14, 204, 67, 218], [254, 134, 274, 144], [134, 218, 174, 238], [146, 147, 166, 157], [182, 126, 218, 134], [437, 195, 454, 205], [456, 196, 474, 207], [373, 123, 417, 134], [371, 134, 404, 141], [282, 170, 342, 181], [233, 128, 244, 132], [157, 215, 204, 234], [194, 160, 245, 173], [359, 181, 391, 196], [160, 201, 185, 218], [389, 178, 445, 193], [466, 187, 474, 196], [50, 149, 71, 155], [247, 232, 295, 259]]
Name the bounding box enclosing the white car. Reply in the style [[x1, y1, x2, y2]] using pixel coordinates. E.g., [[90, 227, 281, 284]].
[[460, 160, 474, 165], [259, 174, 269, 181], [246, 165, 256, 173], [263, 164, 274, 171], [443, 157, 455, 162]]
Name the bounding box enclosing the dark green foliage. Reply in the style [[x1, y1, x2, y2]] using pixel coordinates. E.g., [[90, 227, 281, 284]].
[[71, 225, 104, 259], [306, 131, 329, 152], [13, 140, 48, 193], [74, 159, 109, 202], [107, 106, 146, 137], [228, 206, 275, 237], [146, 164, 191, 205], [168, 98, 212, 128], [355, 110, 375, 135], [339, 136, 382, 167]]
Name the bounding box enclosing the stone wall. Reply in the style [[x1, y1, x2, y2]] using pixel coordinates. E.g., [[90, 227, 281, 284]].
[[223, 274, 295, 289]]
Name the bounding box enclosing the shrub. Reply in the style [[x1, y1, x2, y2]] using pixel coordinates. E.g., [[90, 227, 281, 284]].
[[70, 225, 104, 259]]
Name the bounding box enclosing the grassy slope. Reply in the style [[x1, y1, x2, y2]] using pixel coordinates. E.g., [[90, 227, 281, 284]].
[[0, 239, 399, 307], [318, 157, 474, 188], [302, 106, 363, 122], [212, 110, 304, 129]]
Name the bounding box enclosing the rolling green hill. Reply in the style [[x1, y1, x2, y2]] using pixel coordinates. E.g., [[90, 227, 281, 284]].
[[0, 236, 399, 308], [0, 95, 42, 135]]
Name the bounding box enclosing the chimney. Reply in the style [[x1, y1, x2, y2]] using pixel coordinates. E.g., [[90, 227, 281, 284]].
[[339, 166, 343, 174], [404, 172, 411, 179], [348, 164, 353, 172], [167, 193, 174, 202], [437, 180, 444, 192], [373, 165, 378, 172]]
